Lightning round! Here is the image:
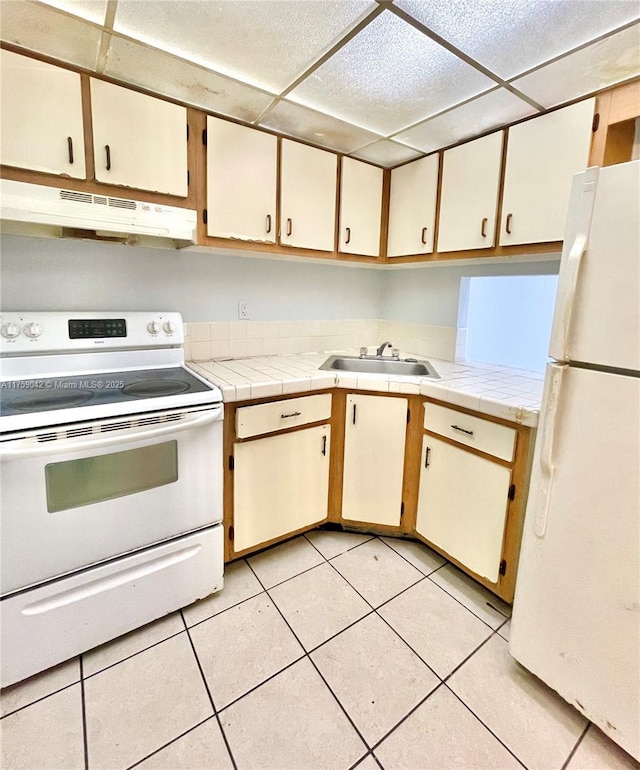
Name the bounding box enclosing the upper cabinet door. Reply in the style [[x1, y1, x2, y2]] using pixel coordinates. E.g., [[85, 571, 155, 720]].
[[437, 132, 504, 252], [280, 139, 337, 252], [0, 50, 85, 179], [387, 154, 439, 257], [499, 99, 595, 246], [90, 79, 188, 197], [339, 158, 383, 257], [206, 118, 277, 243]]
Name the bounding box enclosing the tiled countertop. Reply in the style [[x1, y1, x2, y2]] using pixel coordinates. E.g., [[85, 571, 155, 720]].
[[188, 353, 544, 427]]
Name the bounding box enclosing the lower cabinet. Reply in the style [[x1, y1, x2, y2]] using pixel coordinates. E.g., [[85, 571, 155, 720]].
[[341, 394, 408, 527], [233, 424, 330, 552], [415, 436, 512, 583]]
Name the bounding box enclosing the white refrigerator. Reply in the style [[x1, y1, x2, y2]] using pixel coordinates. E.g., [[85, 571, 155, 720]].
[[510, 159, 640, 761]]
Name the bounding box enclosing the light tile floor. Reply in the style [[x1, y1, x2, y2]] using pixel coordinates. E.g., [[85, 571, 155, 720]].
[[1, 531, 638, 770]]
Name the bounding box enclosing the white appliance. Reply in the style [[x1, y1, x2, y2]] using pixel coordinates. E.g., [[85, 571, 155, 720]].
[[510, 160, 640, 761], [0, 179, 197, 247], [0, 312, 224, 687]]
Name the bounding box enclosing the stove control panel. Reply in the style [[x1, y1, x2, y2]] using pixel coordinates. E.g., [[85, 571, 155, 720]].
[[0, 312, 184, 354]]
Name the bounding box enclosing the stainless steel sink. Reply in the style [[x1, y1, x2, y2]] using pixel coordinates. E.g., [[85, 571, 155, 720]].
[[320, 355, 440, 379]]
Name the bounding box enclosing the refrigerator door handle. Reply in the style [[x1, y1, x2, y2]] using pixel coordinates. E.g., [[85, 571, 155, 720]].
[[535, 365, 565, 537], [549, 168, 599, 362]]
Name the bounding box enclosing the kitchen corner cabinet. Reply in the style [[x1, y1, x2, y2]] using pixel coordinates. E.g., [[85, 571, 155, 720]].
[[416, 404, 517, 586], [280, 139, 337, 251], [437, 131, 504, 252], [339, 157, 383, 257], [342, 394, 408, 527], [387, 154, 439, 257], [206, 117, 277, 242], [0, 50, 86, 179], [499, 98, 595, 245], [90, 79, 188, 197]]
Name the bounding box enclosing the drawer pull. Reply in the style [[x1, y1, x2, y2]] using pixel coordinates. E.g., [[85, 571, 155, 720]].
[[352, 404, 357, 425], [345, 226, 351, 244], [505, 213, 513, 234], [481, 217, 487, 238], [424, 446, 431, 468], [286, 217, 293, 237], [67, 136, 74, 165], [451, 424, 474, 436], [421, 226, 428, 244], [266, 214, 272, 234], [321, 435, 327, 456], [281, 411, 302, 419], [105, 144, 111, 171]]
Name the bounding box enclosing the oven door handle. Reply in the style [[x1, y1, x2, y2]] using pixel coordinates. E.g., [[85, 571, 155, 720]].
[[0, 407, 223, 460]]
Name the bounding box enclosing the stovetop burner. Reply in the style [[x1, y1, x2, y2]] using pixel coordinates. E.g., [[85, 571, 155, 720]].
[[122, 380, 191, 398], [12, 390, 94, 412]]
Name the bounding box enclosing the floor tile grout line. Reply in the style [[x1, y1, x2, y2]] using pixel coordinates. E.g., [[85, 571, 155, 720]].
[[347, 749, 377, 770], [443, 682, 529, 769], [79, 657, 89, 770], [244, 557, 373, 753], [376, 535, 449, 578], [125, 715, 217, 770], [442, 630, 498, 684], [0, 677, 81, 721], [304, 529, 376, 561], [426, 570, 510, 629], [179, 610, 239, 770], [560, 722, 590, 770]]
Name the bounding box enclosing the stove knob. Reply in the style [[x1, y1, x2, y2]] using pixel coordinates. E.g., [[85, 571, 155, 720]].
[[163, 321, 176, 335], [24, 322, 43, 338], [147, 321, 161, 335], [1, 322, 21, 339]]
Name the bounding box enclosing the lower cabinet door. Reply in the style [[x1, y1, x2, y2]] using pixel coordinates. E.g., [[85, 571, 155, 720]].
[[233, 425, 330, 552], [342, 394, 407, 526], [416, 436, 511, 582]]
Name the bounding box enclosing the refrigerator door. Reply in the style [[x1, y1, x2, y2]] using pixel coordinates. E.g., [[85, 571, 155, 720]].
[[511, 363, 640, 760], [549, 160, 640, 372]]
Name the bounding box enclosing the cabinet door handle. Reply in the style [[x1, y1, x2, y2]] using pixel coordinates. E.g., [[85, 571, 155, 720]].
[[286, 218, 292, 237], [424, 446, 431, 468], [280, 411, 302, 419], [421, 226, 428, 244], [105, 144, 111, 171], [345, 226, 351, 244], [505, 213, 513, 234], [451, 424, 474, 436], [481, 217, 487, 238], [352, 403, 357, 425], [266, 214, 272, 234], [67, 137, 74, 165], [321, 434, 327, 456]]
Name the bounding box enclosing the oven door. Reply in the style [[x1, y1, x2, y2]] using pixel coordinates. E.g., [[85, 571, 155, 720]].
[[0, 405, 223, 595]]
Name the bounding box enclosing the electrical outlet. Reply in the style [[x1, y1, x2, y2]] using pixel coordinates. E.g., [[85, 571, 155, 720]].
[[238, 300, 249, 320]]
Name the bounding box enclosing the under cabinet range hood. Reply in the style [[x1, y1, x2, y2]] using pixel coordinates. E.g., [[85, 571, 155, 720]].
[[0, 180, 197, 248]]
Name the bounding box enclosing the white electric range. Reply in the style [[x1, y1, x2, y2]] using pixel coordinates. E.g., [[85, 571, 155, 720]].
[[0, 311, 224, 687]]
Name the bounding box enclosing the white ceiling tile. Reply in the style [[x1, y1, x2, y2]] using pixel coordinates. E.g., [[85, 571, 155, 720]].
[[287, 10, 494, 135], [36, 0, 108, 25], [112, 0, 376, 93], [0, 1, 102, 69], [396, 0, 640, 80], [259, 100, 381, 154], [394, 89, 537, 153], [351, 140, 423, 167], [512, 25, 640, 108], [104, 37, 274, 122]]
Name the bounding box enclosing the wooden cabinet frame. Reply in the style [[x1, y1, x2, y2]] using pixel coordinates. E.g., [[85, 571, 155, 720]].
[[3, 44, 635, 265]]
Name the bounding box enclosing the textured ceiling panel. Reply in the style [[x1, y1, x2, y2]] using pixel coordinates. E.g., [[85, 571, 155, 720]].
[[112, 0, 376, 93], [105, 37, 274, 122], [351, 140, 423, 167], [512, 24, 640, 108], [397, 0, 640, 80], [37, 0, 108, 25], [0, 1, 102, 69], [259, 99, 381, 154], [395, 88, 537, 153], [287, 10, 494, 136]]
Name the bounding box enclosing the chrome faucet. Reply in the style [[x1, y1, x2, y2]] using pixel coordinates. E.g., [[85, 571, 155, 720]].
[[376, 341, 392, 357]]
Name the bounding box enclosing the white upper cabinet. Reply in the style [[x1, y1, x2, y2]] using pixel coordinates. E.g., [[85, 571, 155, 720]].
[[280, 138, 337, 252], [499, 98, 595, 245], [437, 132, 504, 252], [90, 79, 188, 197], [339, 157, 383, 257], [387, 154, 439, 257], [0, 50, 86, 179], [206, 117, 277, 242]]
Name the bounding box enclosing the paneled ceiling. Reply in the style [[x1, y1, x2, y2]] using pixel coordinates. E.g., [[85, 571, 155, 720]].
[[2, 0, 639, 166]]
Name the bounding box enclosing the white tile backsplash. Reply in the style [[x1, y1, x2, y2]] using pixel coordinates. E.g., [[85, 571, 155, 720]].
[[185, 319, 458, 363]]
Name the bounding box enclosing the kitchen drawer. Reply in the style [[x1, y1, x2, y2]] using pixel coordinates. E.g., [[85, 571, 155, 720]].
[[424, 403, 516, 462], [236, 393, 332, 439]]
